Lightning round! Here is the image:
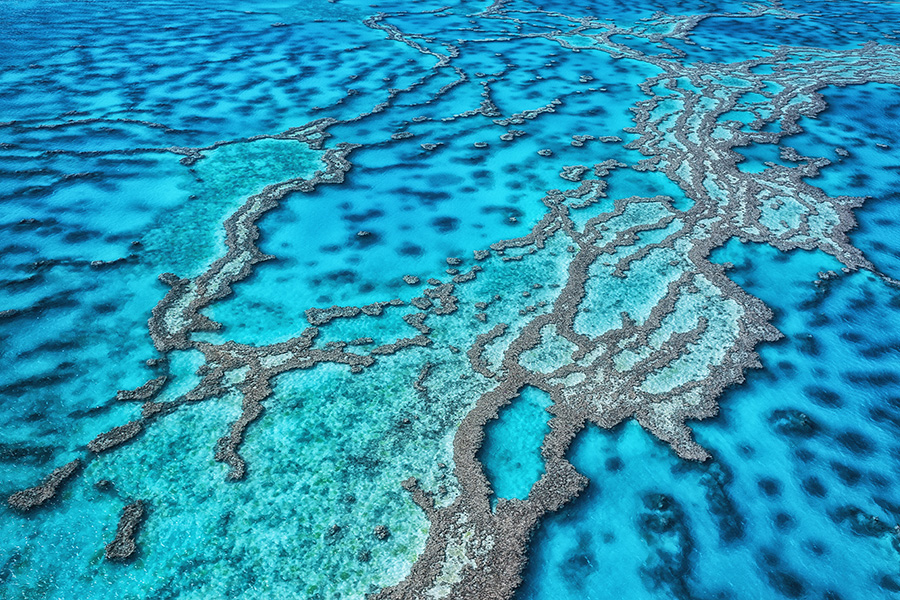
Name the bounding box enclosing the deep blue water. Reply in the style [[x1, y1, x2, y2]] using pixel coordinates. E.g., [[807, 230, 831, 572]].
[[520, 243, 900, 599]]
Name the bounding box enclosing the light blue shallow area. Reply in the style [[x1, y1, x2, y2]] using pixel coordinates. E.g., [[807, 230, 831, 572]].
[[479, 386, 554, 501]]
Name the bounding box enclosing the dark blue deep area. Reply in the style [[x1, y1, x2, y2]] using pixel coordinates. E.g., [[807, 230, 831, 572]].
[[520, 242, 900, 599], [519, 81, 900, 600]]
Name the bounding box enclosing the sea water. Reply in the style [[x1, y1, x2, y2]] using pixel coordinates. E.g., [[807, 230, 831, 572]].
[[2, 0, 900, 599]]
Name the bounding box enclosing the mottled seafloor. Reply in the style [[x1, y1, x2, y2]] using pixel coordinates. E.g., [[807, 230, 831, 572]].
[[2, 0, 900, 598]]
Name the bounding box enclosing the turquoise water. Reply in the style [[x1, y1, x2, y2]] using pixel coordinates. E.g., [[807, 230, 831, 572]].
[[479, 386, 554, 502], [2, 0, 900, 598]]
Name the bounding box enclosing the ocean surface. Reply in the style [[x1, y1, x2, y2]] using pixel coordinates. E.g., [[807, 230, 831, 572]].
[[1, 0, 899, 598]]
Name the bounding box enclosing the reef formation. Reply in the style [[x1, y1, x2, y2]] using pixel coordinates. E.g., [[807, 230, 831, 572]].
[[3, 0, 900, 598]]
